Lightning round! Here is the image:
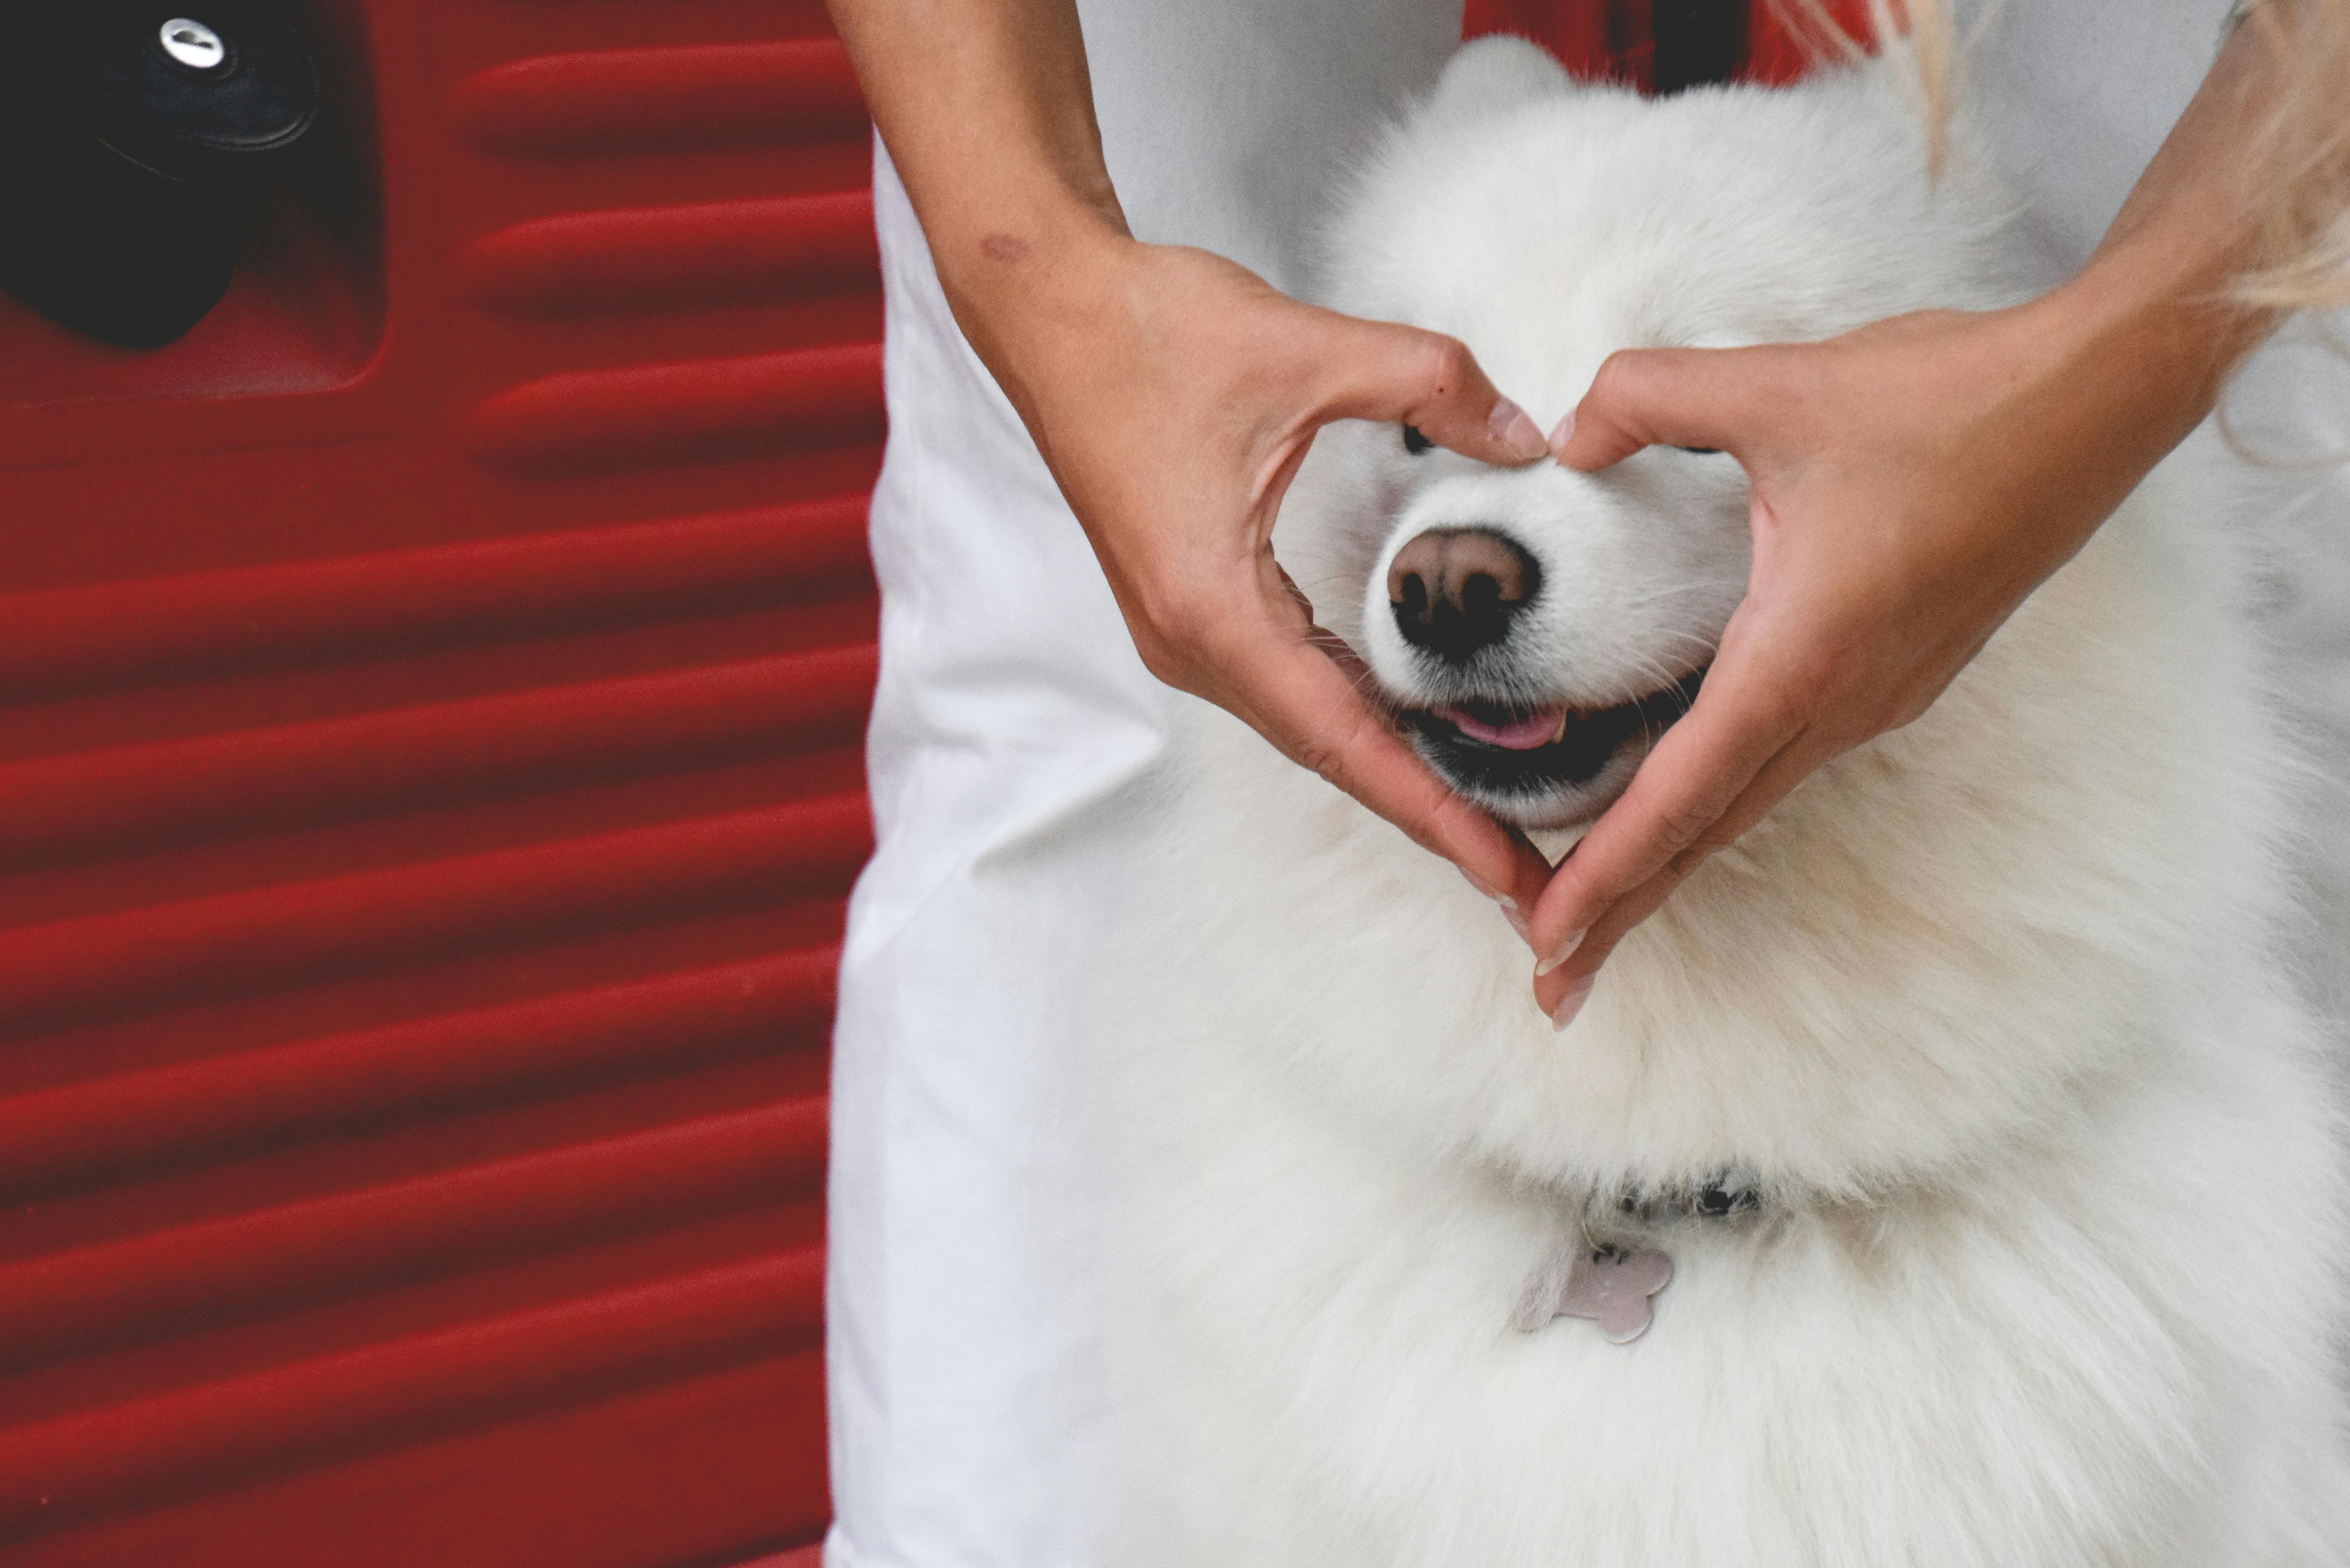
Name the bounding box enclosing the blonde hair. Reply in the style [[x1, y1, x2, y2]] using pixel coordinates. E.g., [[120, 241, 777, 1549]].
[[1772, 0, 2350, 309], [2230, 0, 2350, 308]]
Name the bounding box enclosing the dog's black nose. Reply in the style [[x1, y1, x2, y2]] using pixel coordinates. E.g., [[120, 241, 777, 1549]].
[[1387, 528, 1540, 662]]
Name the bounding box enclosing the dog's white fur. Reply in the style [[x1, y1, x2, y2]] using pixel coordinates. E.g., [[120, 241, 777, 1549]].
[[1062, 41, 2350, 1565]]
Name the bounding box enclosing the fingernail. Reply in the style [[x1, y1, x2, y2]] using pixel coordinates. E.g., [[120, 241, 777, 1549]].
[[1534, 928, 1586, 977], [1550, 978, 1595, 1033], [1547, 409, 1575, 452], [1458, 866, 1517, 911], [1502, 904, 1530, 941], [1489, 398, 1546, 462]]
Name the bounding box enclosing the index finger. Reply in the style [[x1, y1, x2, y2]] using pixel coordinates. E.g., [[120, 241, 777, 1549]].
[[1307, 313, 1550, 468], [1551, 346, 1761, 473]]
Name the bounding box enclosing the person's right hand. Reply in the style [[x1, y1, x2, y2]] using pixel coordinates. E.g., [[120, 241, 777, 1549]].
[[968, 234, 1559, 923]]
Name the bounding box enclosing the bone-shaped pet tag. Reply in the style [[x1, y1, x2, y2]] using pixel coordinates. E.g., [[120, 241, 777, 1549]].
[[1515, 1239, 1673, 1344]]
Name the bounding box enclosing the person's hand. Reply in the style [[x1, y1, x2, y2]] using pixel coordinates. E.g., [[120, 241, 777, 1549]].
[[978, 234, 1559, 919], [1523, 291, 2223, 1024]]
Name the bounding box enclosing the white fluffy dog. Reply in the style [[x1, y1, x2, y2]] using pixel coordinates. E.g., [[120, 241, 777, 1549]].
[[1063, 38, 2350, 1565]]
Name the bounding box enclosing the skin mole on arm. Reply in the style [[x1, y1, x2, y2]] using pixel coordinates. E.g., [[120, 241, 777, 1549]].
[[982, 233, 1031, 263]]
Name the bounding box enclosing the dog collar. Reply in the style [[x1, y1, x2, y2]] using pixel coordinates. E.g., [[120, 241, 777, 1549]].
[[1515, 1169, 1762, 1344]]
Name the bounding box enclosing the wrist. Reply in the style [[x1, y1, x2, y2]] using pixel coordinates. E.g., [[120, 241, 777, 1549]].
[[2032, 236, 2268, 458], [928, 192, 1138, 403]]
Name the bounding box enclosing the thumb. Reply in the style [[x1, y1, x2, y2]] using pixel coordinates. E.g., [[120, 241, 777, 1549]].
[[1310, 314, 1550, 466], [1552, 346, 1756, 472]]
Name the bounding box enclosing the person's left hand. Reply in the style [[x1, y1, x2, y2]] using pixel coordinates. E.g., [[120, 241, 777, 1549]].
[[1520, 294, 2214, 1026]]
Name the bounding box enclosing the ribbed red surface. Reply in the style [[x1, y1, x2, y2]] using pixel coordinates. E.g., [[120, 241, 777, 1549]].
[[0, 0, 873, 1561], [0, 650, 875, 866], [0, 949, 837, 1196], [468, 342, 886, 474], [0, 497, 873, 701], [462, 193, 881, 318], [447, 40, 870, 157], [0, 1253, 822, 1536]]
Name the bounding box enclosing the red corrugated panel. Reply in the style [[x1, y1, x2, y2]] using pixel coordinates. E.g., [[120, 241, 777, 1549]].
[[0, 0, 872, 1562]]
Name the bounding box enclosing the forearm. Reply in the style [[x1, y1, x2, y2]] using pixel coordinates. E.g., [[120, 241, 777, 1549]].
[[829, 4, 1556, 916], [824, 0, 1132, 375]]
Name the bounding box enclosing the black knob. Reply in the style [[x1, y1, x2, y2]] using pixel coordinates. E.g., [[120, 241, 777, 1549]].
[[0, 2, 321, 346]]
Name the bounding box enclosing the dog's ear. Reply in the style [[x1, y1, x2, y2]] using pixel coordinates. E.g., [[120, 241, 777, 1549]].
[[1416, 35, 1581, 137]]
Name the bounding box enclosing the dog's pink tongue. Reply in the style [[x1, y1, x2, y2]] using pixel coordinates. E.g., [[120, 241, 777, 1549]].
[[1437, 704, 1564, 750]]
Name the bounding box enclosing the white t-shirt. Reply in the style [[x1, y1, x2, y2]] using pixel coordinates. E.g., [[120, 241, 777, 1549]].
[[826, 7, 2349, 1564]]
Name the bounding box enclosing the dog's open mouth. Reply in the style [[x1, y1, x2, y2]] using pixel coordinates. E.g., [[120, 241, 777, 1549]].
[[1402, 667, 1707, 797]]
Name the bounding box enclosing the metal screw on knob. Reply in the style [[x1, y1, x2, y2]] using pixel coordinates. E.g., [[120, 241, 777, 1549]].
[[159, 18, 228, 70]]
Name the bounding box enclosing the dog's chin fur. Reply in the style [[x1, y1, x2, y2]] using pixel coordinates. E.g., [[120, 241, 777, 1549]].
[[1054, 42, 2350, 1567]]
